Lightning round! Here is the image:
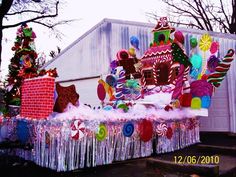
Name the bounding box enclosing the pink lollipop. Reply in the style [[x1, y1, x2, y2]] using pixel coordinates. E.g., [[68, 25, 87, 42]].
[[210, 41, 219, 54]]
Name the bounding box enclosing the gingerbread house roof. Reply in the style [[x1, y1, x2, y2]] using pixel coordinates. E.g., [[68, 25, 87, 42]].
[[152, 17, 175, 33], [142, 44, 172, 58]]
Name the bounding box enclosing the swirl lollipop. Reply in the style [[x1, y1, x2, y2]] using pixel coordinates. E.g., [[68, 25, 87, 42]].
[[156, 123, 167, 136], [96, 124, 107, 141], [71, 120, 85, 140], [123, 121, 134, 137]]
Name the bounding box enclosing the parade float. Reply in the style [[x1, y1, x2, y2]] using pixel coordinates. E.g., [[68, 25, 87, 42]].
[[0, 17, 235, 171]]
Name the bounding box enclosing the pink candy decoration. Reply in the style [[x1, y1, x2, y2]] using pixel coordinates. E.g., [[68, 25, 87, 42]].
[[210, 41, 219, 54], [174, 31, 184, 44]]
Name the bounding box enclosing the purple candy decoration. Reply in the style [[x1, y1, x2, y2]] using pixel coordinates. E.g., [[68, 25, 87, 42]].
[[110, 60, 118, 69], [190, 80, 213, 97], [207, 55, 220, 73]]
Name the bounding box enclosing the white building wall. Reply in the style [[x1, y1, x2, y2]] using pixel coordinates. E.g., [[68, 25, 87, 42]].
[[43, 19, 236, 133]]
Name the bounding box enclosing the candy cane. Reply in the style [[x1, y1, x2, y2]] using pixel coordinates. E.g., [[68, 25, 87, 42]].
[[207, 49, 235, 88], [172, 64, 185, 100]]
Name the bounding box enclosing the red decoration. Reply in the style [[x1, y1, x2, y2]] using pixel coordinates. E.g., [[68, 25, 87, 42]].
[[166, 127, 173, 139], [71, 120, 85, 140], [138, 119, 153, 142], [179, 93, 192, 107], [53, 83, 79, 113], [97, 83, 106, 101]]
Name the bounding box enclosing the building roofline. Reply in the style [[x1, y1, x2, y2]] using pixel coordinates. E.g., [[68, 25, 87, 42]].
[[43, 18, 236, 68]]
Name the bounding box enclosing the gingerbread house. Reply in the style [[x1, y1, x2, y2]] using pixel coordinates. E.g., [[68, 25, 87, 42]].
[[141, 17, 180, 88]]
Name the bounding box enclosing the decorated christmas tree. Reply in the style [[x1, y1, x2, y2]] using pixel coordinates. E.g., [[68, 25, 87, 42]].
[[4, 23, 39, 111]]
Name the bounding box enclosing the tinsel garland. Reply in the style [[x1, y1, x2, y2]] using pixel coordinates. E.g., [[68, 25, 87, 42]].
[[0, 117, 200, 172]]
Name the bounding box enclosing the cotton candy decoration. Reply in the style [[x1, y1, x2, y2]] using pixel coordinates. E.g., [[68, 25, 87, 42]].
[[71, 120, 85, 140], [190, 54, 202, 69]]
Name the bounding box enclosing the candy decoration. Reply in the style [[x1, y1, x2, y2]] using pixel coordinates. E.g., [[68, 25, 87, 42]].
[[156, 123, 167, 136], [16, 120, 30, 144], [199, 34, 212, 52], [115, 68, 126, 100], [190, 80, 213, 97], [97, 83, 106, 101], [190, 54, 202, 69], [98, 79, 114, 101], [190, 37, 198, 48], [207, 55, 220, 73], [207, 49, 235, 87], [53, 83, 80, 113], [187, 118, 198, 130], [96, 124, 107, 141], [71, 120, 85, 140], [191, 97, 201, 109], [179, 93, 192, 107], [130, 36, 139, 50], [138, 119, 153, 142], [103, 105, 113, 111], [117, 103, 129, 112], [166, 127, 173, 139], [172, 64, 184, 100], [116, 50, 129, 60], [174, 31, 184, 44], [210, 41, 219, 54], [201, 96, 211, 108], [123, 121, 134, 137], [105, 75, 117, 87], [128, 47, 136, 57]]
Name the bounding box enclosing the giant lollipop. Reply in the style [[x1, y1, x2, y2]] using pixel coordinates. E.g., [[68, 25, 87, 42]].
[[199, 34, 212, 76]]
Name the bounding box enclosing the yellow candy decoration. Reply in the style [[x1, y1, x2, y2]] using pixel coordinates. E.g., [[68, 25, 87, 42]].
[[199, 34, 212, 52]]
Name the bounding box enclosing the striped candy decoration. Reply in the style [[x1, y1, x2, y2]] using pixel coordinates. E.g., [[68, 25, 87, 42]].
[[172, 64, 185, 100], [115, 69, 126, 99], [207, 49, 235, 87], [156, 123, 168, 136]]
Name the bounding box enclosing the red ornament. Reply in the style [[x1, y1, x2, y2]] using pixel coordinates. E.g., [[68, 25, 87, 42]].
[[179, 93, 192, 107], [166, 127, 173, 139], [138, 119, 153, 142]]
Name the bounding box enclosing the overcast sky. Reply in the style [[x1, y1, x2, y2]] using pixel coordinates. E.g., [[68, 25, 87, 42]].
[[1, 0, 166, 79]]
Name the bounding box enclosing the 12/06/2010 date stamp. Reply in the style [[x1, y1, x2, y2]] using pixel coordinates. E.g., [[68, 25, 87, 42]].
[[174, 155, 220, 165]]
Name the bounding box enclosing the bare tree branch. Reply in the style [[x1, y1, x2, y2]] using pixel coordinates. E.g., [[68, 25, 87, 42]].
[[2, 1, 59, 29], [6, 9, 45, 16], [148, 0, 235, 34]]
